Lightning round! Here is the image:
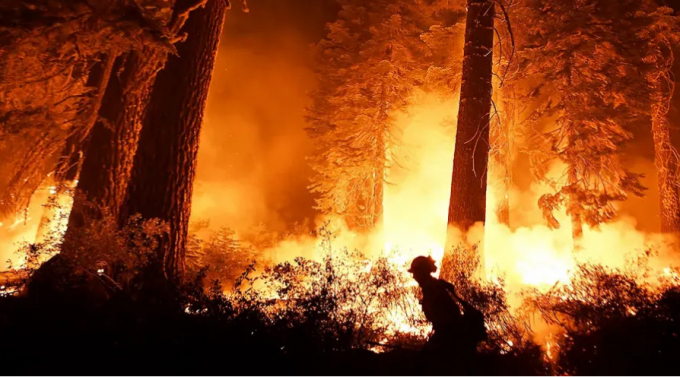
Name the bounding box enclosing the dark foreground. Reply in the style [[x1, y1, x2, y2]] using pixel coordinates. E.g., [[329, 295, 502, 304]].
[[0, 294, 544, 375], [2, 267, 680, 375], [2, 295, 680, 376]]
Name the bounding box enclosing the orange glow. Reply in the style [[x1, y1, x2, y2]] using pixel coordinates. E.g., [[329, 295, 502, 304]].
[[1, 18, 679, 360], [0, 179, 74, 270]]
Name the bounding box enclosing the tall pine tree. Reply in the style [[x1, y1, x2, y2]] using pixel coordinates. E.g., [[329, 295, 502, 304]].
[[121, 0, 232, 282], [446, 0, 495, 235], [519, 0, 672, 242], [640, 4, 680, 234], [307, 0, 464, 231]]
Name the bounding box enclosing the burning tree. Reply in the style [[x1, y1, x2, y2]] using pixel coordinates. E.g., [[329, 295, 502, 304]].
[[306, 0, 465, 231], [518, 0, 664, 242], [63, 1, 220, 264], [0, 0, 250, 287], [65, 49, 169, 240], [66, 0, 227, 243], [120, 0, 241, 283], [446, 0, 519, 237], [640, 5, 680, 234], [0, 0, 175, 220]]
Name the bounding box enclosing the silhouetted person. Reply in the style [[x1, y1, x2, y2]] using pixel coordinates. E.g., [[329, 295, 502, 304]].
[[408, 255, 484, 361]]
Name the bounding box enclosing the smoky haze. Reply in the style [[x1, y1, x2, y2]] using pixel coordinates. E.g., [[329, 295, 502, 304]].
[[191, 0, 338, 233]]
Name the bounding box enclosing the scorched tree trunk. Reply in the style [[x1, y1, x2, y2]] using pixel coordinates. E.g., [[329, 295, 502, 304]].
[[651, 81, 680, 234], [36, 56, 115, 242], [64, 48, 166, 246], [447, 0, 495, 237], [56, 56, 117, 184], [121, 0, 228, 283]]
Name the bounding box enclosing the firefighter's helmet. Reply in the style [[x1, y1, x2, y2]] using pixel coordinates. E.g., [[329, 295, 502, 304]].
[[408, 255, 437, 274]]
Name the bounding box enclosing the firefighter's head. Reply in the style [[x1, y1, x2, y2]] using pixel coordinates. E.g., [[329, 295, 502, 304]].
[[408, 256, 437, 282]]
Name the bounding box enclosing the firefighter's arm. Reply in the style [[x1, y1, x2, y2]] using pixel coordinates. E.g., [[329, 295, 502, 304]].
[[442, 281, 474, 310], [442, 280, 462, 301]]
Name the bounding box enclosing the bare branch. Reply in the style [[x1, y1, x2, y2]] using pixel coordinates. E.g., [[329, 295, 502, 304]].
[[494, 0, 516, 87]]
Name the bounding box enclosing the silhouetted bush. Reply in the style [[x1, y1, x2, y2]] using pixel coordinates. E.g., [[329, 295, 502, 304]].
[[441, 244, 547, 374], [525, 250, 680, 375], [10, 220, 680, 375]]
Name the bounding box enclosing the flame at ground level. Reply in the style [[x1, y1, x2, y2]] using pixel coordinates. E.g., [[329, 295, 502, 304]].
[[0, 94, 678, 359], [259, 92, 680, 353]]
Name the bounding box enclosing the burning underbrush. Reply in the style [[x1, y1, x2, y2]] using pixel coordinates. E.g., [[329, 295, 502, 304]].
[[182, 223, 538, 355], [2, 209, 680, 374], [524, 251, 680, 375]]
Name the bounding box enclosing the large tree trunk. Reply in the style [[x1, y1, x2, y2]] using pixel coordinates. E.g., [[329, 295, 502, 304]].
[[36, 57, 116, 242], [64, 48, 167, 244], [120, 0, 228, 283], [29, 51, 166, 293], [446, 0, 495, 238], [55, 57, 117, 183], [651, 79, 680, 234]]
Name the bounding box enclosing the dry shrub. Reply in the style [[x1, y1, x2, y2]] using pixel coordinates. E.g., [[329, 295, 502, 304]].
[[185, 226, 429, 352], [9, 201, 167, 295], [185, 219, 316, 291], [524, 249, 680, 375], [186, 230, 545, 370], [441, 243, 540, 355], [186, 225, 258, 291]]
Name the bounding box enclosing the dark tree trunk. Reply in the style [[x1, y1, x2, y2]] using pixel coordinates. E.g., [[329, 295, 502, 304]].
[[447, 0, 495, 237], [36, 57, 116, 241], [64, 48, 167, 242], [55, 56, 116, 183], [120, 0, 228, 283]]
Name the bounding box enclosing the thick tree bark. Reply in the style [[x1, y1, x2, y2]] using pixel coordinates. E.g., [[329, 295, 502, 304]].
[[55, 57, 117, 183], [120, 0, 228, 282], [651, 86, 680, 234], [36, 57, 116, 242], [447, 0, 495, 236], [64, 48, 167, 243]]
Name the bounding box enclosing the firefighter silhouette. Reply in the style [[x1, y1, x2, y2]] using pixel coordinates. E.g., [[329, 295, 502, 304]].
[[408, 256, 486, 356]]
